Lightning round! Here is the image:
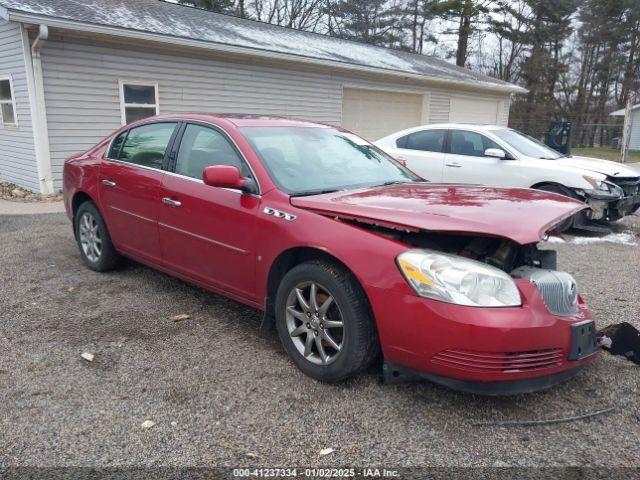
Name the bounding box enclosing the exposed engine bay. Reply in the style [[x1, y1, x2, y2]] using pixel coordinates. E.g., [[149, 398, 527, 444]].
[[348, 220, 582, 317], [347, 220, 557, 273]]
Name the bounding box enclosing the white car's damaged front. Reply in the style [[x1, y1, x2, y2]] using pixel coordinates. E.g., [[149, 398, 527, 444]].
[[490, 128, 640, 227], [375, 125, 640, 231]]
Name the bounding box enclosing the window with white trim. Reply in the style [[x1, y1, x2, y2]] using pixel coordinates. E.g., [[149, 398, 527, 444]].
[[119, 82, 159, 125], [0, 76, 17, 127]]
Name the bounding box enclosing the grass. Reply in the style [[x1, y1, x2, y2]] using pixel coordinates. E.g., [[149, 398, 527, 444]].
[[571, 146, 640, 163]]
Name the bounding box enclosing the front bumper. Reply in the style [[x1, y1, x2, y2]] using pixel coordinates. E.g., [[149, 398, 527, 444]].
[[367, 280, 598, 393], [585, 191, 640, 221], [382, 361, 589, 395]]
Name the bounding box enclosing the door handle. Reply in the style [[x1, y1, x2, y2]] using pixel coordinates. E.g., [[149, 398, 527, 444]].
[[445, 163, 462, 168], [101, 179, 116, 187], [162, 197, 182, 207]]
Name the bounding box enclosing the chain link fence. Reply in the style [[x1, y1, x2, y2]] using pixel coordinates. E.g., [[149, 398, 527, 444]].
[[508, 121, 625, 149]]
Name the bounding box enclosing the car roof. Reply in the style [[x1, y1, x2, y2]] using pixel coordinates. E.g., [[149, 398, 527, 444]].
[[378, 123, 510, 141], [132, 113, 334, 129], [416, 123, 508, 131]]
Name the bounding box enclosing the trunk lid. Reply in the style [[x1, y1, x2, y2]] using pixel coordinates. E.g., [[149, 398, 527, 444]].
[[290, 183, 587, 245]]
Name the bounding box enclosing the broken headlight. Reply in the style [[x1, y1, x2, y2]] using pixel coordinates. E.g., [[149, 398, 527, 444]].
[[583, 176, 624, 197], [397, 249, 521, 307]]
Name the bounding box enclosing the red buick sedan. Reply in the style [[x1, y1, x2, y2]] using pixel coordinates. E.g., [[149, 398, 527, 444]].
[[63, 114, 599, 394]]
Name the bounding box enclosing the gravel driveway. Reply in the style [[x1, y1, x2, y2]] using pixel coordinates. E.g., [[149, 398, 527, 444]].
[[1, 212, 639, 469]]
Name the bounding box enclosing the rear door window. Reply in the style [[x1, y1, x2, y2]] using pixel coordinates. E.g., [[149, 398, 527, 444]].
[[118, 122, 178, 169], [397, 130, 446, 153]]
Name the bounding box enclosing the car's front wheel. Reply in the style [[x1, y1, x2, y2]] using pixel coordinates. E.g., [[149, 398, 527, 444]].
[[75, 201, 121, 272], [275, 261, 379, 382]]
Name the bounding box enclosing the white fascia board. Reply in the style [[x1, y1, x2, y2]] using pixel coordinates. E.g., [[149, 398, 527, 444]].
[[7, 10, 527, 95]]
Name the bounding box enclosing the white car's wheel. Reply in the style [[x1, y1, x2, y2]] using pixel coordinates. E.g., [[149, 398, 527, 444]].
[[536, 184, 577, 232]]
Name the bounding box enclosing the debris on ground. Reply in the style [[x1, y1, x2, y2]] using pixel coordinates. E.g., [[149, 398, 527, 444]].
[[141, 420, 156, 429], [474, 406, 617, 427], [246, 452, 263, 459], [219, 441, 242, 453], [599, 322, 640, 365], [0, 181, 63, 202], [170, 313, 190, 322], [80, 352, 94, 362], [319, 448, 334, 456]]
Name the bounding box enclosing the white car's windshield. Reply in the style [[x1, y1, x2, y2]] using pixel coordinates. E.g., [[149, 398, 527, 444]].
[[241, 127, 420, 195], [493, 129, 564, 160]]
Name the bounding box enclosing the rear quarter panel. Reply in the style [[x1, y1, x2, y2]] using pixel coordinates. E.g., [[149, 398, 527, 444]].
[[63, 136, 112, 222]]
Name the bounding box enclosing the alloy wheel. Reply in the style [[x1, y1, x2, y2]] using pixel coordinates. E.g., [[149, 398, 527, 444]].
[[285, 281, 345, 365], [78, 212, 102, 263]]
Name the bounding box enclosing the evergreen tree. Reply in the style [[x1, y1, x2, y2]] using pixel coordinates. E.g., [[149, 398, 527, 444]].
[[441, 0, 494, 66], [333, 0, 404, 47], [510, 0, 578, 132], [178, 0, 235, 13]]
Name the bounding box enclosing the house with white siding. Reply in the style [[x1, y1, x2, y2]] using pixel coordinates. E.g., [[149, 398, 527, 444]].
[[611, 104, 640, 151], [0, 0, 525, 194]]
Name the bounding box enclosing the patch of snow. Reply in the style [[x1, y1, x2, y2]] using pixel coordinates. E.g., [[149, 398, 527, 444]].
[[571, 232, 637, 246], [545, 231, 637, 246], [545, 236, 566, 244]]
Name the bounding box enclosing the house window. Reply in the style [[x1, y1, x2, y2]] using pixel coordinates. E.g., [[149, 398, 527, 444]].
[[0, 76, 17, 127], [119, 82, 159, 125]]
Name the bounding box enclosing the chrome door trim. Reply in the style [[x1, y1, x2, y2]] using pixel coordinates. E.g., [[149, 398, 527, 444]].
[[109, 205, 154, 223], [158, 222, 248, 254]]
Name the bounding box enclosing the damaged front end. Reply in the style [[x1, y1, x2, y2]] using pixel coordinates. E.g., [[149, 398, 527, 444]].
[[576, 176, 640, 227], [344, 219, 585, 321]]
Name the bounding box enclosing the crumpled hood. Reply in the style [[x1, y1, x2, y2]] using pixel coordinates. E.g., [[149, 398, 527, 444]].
[[291, 184, 587, 245], [555, 156, 640, 178]]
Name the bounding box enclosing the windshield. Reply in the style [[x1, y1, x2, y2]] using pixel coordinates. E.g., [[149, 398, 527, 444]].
[[493, 129, 564, 160], [241, 126, 420, 195]]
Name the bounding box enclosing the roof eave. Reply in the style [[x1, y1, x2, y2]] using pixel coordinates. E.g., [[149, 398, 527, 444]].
[[8, 9, 526, 95]]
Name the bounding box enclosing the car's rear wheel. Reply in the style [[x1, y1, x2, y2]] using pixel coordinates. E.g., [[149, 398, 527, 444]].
[[75, 201, 121, 272], [275, 260, 379, 382], [535, 184, 578, 232]]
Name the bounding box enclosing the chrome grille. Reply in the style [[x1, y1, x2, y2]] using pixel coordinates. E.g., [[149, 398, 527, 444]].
[[511, 266, 579, 317], [432, 348, 563, 373]]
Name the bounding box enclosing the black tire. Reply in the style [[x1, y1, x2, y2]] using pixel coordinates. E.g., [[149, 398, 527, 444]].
[[74, 201, 122, 272], [535, 184, 578, 232], [275, 260, 379, 382]]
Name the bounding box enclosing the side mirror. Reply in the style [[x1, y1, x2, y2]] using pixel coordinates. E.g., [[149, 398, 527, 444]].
[[485, 148, 507, 159], [203, 165, 256, 194]]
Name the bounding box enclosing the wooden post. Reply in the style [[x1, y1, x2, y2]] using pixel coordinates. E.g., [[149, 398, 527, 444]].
[[621, 98, 632, 163]]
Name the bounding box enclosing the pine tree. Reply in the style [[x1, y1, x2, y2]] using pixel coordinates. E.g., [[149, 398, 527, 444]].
[[333, 0, 404, 47], [178, 0, 235, 13], [438, 0, 494, 66], [511, 0, 578, 132]]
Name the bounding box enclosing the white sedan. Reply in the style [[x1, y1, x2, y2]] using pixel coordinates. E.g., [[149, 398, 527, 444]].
[[375, 124, 640, 231]]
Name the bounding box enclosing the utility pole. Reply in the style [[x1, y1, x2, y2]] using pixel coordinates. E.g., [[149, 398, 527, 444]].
[[621, 97, 631, 163]]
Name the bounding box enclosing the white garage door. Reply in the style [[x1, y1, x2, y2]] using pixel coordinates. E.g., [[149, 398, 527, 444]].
[[450, 96, 500, 124], [342, 88, 423, 141]]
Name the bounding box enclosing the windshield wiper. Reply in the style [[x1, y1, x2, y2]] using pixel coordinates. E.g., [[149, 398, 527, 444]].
[[378, 180, 407, 186], [290, 188, 341, 197], [375, 179, 429, 187]]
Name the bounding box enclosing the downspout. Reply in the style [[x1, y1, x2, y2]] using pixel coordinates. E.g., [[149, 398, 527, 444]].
[[28, 25, 54, 194]]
